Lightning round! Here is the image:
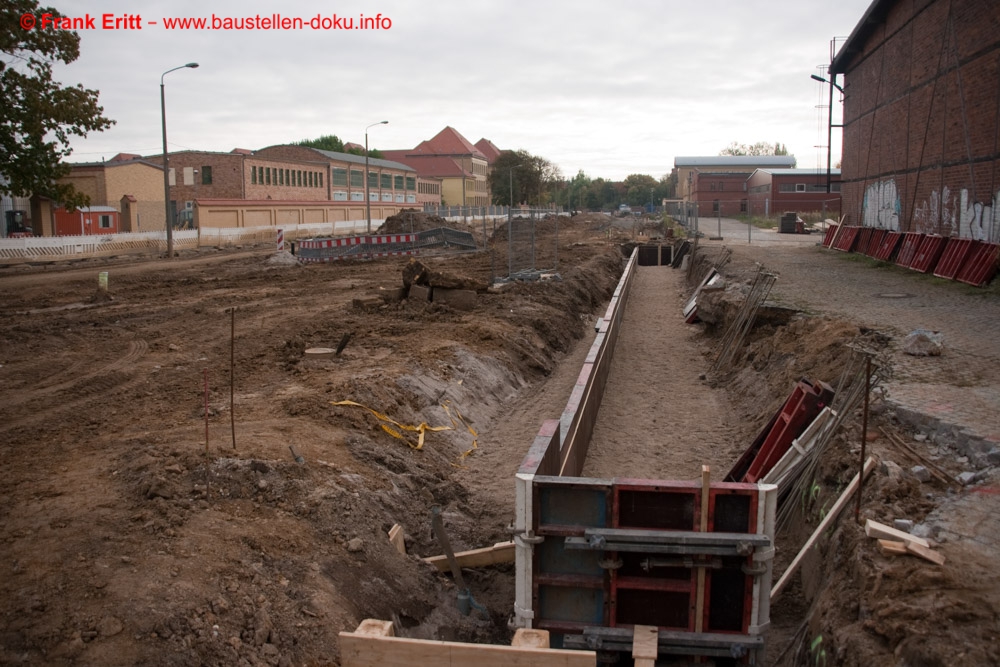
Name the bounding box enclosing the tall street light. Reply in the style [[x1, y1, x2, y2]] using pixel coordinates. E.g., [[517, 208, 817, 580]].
[[811, 73, 845, 195], [365, 120, 388, 234], [161, 62, 198, 258]]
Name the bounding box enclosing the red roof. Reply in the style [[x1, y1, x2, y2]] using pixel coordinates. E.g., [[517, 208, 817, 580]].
[[474, 138, 501, 164], [388, 155, 471, 179], [410, 126, 485, 158], [343, 142, 364, 152], [230, 148, 253, 155], [109, 152, 141, 162]]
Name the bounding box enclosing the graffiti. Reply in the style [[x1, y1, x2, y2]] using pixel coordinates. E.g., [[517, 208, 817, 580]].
[[913, 187, 1000, 242], [862, 180, 900, 229]]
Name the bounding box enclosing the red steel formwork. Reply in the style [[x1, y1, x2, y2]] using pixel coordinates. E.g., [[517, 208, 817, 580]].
[[296, 234, 416, 263], [933, 238, 978, 280], [956, 242, 1000, 287], [861, 229, 888, 258], [821, 224, 839, 248], [833, 226, 861, 252], [908, 235, 948, 273], [855, 228, 874, 256], [872, 231, 904, 261], [895, 232, 924, 268]]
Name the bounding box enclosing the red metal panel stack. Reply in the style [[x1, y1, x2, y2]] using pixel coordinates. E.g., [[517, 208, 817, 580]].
[[895, 232, 924, 267], [833, 226, 861, 252], [862, 229, 888, 258], [821, 224, 839, 248], [956, 242, 1000, 287], [872, 231, 903, 261], [908, 235, 947, 273], [933, 238, 977, 279]]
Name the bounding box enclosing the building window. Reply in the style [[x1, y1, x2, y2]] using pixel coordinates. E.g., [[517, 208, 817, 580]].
[[201, 166, 213, 185], [718, 182, 724, 191], [308, 172, 313, 187], [713, 199, 720, 213], [333, 168, 348, 186], [832, 183, 842, 193], [795, 183, 806, 192], [394, 175, 404, 190], [333, 191, 348, 201], [740, 200, 748, 213], [368, 171, 378, 189], [350, 169, 363, 187], [297, 170, 302, 187], [251, 166, 257, 184], [406, 176, 415, 191], [318, 172, 323, 188], [99, 215, 112, 228], [381, 173, 392, 189], [280, 169, 286, 186], [265, 168, 271, 185]]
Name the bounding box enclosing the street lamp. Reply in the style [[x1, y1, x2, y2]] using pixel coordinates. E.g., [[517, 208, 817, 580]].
[[161, 62, 198, 258], [811, 73, 845, 194], [365, 120, 388, 234]]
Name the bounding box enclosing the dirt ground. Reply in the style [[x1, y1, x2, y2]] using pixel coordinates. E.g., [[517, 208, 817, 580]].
[[1, 214, 997, 666]]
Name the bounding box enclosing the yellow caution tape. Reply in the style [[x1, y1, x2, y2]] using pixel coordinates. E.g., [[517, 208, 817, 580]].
[[442, 400, 479, 464], [331, 399, 451, 450]]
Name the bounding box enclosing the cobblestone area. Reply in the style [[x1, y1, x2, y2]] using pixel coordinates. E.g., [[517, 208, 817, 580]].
[[702, 222, 1000, 459]]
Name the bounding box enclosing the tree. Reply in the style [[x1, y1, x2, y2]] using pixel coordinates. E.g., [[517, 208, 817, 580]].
[[297, 134, 383, 158], [488, 149, 560, 207], [296, 134, 345, 152], [720, 141, 794, 159], [1, 0, 115, 208]]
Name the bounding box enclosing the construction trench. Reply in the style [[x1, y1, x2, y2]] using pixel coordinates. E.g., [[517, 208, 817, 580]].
[[342, 242, 910, 666], [4, 216, 995, 666]]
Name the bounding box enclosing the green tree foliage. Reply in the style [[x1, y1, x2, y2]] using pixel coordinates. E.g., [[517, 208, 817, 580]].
[[720, 141, 794, 160], [296, 134, 383, 158], [0, 0, 115, 208], [554, 171, 675, 211], [488, 149, 561, 206]]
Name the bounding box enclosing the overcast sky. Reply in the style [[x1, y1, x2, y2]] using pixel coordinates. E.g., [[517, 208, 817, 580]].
[[51, 0, 870, 180]]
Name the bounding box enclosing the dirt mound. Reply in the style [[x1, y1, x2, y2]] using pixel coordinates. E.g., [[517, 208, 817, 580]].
[[378, 209, 448, 234]]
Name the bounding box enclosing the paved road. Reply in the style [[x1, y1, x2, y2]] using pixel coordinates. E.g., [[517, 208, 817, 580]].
[[697, 219, 1000, 454]]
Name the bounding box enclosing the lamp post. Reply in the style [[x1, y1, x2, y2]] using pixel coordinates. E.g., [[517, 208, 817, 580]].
[[811, 73, 845, 195], [161, 62, 198, 258], [365, 120, 388, 234]]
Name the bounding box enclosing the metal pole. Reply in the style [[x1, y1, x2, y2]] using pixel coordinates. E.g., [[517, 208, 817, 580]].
[[365, 131, 371, 234], [160, 81, 172, 258], [856, 355, 872, 522], [230, 306, 236, 450], [826, 76, 834, 194], [160, 63, 198, 258]]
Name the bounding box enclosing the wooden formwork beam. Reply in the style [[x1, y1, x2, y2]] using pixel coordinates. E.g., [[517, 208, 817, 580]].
[[339, 619, 596, 667]]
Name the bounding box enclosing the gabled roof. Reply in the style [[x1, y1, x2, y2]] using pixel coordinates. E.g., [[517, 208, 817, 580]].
[[110, 152, 142, 162], [675, 156, 797, 167], [389, 155, 472, 179], [474, 138, 501, 164], [343, 142, 365, 152], [230, 148, 254, 155], [410, 126, 485, 159]]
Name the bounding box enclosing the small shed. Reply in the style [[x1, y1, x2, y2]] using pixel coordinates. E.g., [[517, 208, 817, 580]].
[[53, 206, 120, 236]]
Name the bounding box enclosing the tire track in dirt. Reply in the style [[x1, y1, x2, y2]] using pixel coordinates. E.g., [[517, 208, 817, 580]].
[[0, 339, 149, 433]]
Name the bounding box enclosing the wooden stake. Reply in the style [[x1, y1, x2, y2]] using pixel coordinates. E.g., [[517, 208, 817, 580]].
[[230, 307, 237, 450], [203, 368, 209, 454]]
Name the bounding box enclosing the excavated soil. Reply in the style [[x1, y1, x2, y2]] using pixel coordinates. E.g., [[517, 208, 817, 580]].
[[1, 217, 996, 666]]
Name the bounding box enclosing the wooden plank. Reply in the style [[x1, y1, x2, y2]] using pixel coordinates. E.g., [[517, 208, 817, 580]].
[[905, 541, 946, 566], [354, 619, 394, 637], [864, 519, 930, 549], [771, 457, 876, 602], [511, 629, 550, 649], [339, 632, 596, 667], [632, 624, 658, 667], [423, 541, 515, 572], [387, 524, 406, 555], [877, 539, 907, 556], [693, 466, 711, 633]]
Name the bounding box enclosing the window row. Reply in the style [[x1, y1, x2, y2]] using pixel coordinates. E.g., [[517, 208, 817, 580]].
[[250, 166, 324, 188], [331, 168, 417, 191]]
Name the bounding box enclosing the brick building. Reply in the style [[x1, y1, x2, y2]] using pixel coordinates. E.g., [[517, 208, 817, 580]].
[[57, 156, 165, 233], [831, 0, 1000, 240], [746, 168, 843, 217], [673, 156, 797, 202], [690, 171, 751, 217], [384, 127, 492, 207]]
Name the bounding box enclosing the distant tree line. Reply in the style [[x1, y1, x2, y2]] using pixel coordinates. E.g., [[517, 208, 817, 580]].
[[295, 134, 383, 159]]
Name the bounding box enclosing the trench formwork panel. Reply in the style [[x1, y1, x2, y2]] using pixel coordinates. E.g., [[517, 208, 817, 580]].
[[514, 248, 776, 664]]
